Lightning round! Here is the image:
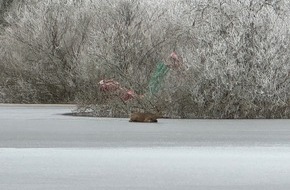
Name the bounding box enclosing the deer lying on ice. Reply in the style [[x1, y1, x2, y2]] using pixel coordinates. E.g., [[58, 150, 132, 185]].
[[129, 112, 162, 123]]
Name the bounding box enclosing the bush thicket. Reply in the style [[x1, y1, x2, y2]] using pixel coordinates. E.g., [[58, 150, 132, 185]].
[[0, 0, 289, 118]]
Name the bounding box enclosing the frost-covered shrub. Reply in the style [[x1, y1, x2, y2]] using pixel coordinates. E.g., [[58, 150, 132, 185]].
[[162, 0, 290, 118], [0, 0, 289, 118]]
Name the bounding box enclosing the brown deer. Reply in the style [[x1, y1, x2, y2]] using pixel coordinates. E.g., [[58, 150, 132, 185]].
[[129, 112, 162, 122]]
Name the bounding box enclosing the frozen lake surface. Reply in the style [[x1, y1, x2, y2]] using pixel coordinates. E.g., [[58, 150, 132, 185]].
[[0, 104, 290, 190]]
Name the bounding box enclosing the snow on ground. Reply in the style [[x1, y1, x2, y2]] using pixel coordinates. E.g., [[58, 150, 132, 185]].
[[0, 105, 290, 190], [1, 147, 290, 190]]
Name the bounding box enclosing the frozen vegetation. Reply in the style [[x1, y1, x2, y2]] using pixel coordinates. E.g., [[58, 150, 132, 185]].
[[0, 0, 290, 118]]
